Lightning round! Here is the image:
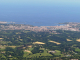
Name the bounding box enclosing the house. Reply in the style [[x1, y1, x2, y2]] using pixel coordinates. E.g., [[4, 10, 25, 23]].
[[48, 51, 56, 53]]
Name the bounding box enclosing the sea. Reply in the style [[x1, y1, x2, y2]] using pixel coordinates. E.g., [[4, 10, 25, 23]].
[[0, 0, 80, 26]]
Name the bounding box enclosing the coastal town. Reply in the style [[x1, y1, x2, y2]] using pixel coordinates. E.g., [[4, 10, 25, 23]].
[[0, 21, 80, 32], [0, 21, 80, 60]]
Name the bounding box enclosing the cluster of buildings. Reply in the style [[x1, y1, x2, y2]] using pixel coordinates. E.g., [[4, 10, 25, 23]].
[[46, 24, 79, 31], [0, 22, 80, 32]]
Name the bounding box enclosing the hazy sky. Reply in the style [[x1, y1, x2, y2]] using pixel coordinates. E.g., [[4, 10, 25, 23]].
[[0, 0, 80, 26], [0, 0, 80, 5]]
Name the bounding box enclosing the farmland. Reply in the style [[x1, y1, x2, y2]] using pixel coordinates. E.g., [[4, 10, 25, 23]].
[[66, 39, 72, 41], [33, 42, 45, 44], [49, 41, 61, 45], [0, 30, 80, 60], [76, 39, 80, 42]]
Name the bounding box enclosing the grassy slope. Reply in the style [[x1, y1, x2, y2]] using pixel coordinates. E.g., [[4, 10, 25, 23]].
[[24, 48, 53, 58]]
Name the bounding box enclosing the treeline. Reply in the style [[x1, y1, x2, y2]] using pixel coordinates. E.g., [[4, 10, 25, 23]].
[[0, 47, 24, 60]]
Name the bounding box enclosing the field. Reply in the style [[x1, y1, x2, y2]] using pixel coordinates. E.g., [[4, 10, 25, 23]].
[[24, 50, 32, 53], [0, 38, 4, 39], [0, 41, 12, 45], [33, 42, 45, 44], [24, 31, 30, 33], [66, 39, 72, 41], [0, 45, 18, 50], [75, 48, 80, 52], [76, 39, 80, 42], [16, 32, 21, 34], [8, 46, 17, 48], [54, 50, 63, 57], [24, 48, 64, 58], [0, 45, 6, 50], [27, 37, 31, 39], [49, 41, 61, 45], [19, 39, 23, 41], [28, 45, 32, 48], [24, 48, 53, 58]]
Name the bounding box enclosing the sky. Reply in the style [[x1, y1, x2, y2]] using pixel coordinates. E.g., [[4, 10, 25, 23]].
[[0, 0, 80, 26], [0, 0, 80, 5]]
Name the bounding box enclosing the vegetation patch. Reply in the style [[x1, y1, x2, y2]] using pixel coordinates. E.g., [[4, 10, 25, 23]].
[[29, 48, 34, 51], [0, 41, 12, 44], [54, 50, 63, 57], [8, 46, 17, 48], [49, 41, 61, 45], [33, 42, 45, 44], [16, 32, 21, 34], [76, 39, 80, 42], [19, 39, 23, 41], [25, 48, 52, 58], [27, 37, 31, 39], [24, 31, 30, 33], [75, 48, 80, 52], [0, 46, 6, 50], [66, 39, 72, 41]]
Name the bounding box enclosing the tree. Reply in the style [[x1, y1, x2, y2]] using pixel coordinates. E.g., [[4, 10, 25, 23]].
[[5, 47, 24, 60], [14, 47, 24, 60]]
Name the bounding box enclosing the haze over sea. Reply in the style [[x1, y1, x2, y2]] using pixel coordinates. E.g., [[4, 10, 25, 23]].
[[0, 0, 80, 26]]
